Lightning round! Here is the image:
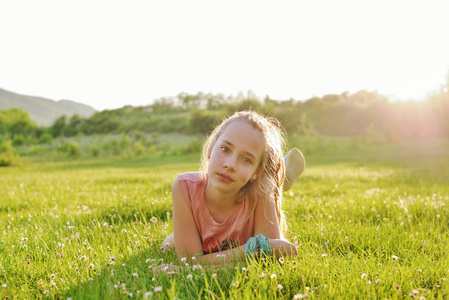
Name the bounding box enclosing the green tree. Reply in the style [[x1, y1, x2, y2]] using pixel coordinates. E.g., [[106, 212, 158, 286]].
[[0, 108, 36, 136], [50, 115, 67, 137]]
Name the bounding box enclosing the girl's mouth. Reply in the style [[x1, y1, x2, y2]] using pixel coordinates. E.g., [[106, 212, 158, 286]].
[[217, 173, 233, 183]]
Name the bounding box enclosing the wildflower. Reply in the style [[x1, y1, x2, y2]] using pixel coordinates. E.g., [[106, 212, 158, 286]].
[[88, 278, 93, 281], [232, 281, 240, 287], [114, 284, 118, 289], [154, 286, 163, 292], [2, 284, 6, 288], [294, 294, 305, 299], [278, 256, 284, 264], [89, 264, 94, 268], [412, 289, 420, 295], [111, 269, 114, 276], [277, 284, 283, 290], [181, 257, 187, 262], [212, 273, 217, 278], [133, 273, 138, 277], [128, 292, 133, 297], [261, 273, 266, 278], [391, 255, 399, 260], [271, 274, 277, 279], [144, 291, 153, 299], [192, 265, 198, 270], [321, 253, 327, 257], [110, 256, 116, 260], [187, 274, 193, 280], [361, 273, 368, 279]]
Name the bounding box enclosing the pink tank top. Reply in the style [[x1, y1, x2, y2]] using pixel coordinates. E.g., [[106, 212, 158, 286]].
[[177, 172, 255, 254]]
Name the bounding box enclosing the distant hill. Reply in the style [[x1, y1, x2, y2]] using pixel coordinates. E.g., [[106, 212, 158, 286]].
[[0, 87, 97, 126]]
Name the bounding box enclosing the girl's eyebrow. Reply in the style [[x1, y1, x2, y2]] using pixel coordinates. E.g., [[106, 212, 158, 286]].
[[222, 139, 257, 160]]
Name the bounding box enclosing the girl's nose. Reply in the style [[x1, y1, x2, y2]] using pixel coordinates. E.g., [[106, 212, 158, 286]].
[[223, 156, 236, 170]]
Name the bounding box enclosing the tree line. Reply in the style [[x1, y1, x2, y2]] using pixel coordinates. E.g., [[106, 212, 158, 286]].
[[1, 89, 449, 144]]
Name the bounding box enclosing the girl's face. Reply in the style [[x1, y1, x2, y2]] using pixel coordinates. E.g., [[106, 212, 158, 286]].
[[207, 120, 265, 195]]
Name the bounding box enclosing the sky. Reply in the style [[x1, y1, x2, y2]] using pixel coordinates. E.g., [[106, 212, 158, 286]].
[[1, 0, 449, 111]]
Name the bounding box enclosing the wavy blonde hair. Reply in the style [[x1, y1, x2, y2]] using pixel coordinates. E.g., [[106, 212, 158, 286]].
[[199, 111, 287, 234]]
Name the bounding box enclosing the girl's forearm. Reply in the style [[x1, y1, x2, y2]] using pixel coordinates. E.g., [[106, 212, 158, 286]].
[[189, 238, 297, 267], [197, 244, 246, 266]]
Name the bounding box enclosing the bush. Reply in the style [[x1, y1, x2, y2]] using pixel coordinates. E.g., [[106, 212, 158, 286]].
[[91, 144, 101, 157], [38, 133, 53, 145], [133, 141, 145, 156], [12, 134, 25, 146], [183, 139, 203, 154], [0, 140, 22, 166], [57, 141, 80, 158]]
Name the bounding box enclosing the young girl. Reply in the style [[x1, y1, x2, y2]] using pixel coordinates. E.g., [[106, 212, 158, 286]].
[[162, 111, 304, 267]]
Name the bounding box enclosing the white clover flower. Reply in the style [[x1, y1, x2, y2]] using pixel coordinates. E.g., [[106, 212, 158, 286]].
[[277, 284, 283, 290], [261, 273, 266, 278], [391, 255, 399, 260], [88, 278, 93, 281], [114, 284, 118, 289], [212, 273, 217, 278], [2, 284, 6, 288], [361, 273, 368, 279], [144, 291, 153, 299], [192, 265, 198, 270], [154, 286, 163, 292], [187, 274, 193, 280], [181, 257, 187, 262], [270, 274, 277, 279], [133, 273, 138, 277]]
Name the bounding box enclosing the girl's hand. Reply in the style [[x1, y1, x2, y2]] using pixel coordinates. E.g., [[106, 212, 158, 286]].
[[269, 239, 298, 258]]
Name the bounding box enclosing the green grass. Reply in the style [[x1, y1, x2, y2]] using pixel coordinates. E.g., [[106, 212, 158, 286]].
[[1, 138, 448, 299]]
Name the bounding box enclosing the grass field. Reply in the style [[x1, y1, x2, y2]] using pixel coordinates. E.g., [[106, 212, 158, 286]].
[[1, 137, 448, 299]]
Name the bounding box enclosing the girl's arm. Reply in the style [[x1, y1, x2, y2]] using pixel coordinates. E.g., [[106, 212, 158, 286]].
[[253, 195, 298, 257]]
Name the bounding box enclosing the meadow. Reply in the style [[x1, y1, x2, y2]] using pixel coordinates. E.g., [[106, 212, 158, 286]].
[[1, 136, 448, 299]]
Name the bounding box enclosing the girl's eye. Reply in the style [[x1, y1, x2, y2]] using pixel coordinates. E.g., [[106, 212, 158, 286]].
[[221, 146, 230, 153], [243, 157, 252, 164]]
